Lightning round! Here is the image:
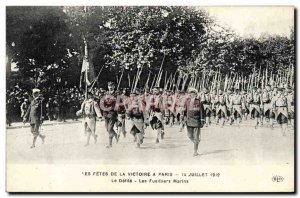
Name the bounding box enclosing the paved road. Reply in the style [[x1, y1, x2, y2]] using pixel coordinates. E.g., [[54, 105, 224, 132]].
[[7, 119, 294, 165]]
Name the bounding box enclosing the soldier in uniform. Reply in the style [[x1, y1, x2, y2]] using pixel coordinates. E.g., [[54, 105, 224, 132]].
[[269, 86, 278, 129], [20, 98, 29, 119], [126, 90, 145, 148], [164, 89, 175, 126], [230, 88, 244, 127], [184, 88, 205, 156], [115, 89, 127, 139], [148, 86, 165, 143], [261, 85, 272, 126], [225, 88, 234, 125], [175, 90, 187, 132], [249, 87, 262, 129], [23, 89, 46, 148], [241, 89, 249, 120], [45, 98, 54, 121], [271, 88, 291, 136], [77, 91, 102, 146], [100, 82, 119, 148], [286, 87, 294, 127], [210, 89, 218, 124], [215, 89, 227, 127], [200, 87, 212, 127]]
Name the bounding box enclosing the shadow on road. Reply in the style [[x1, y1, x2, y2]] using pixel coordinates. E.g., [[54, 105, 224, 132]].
[[200, 149, 237, 156], [139, 143, 188, 150]]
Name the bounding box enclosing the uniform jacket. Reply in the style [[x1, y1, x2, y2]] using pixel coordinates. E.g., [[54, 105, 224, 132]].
[[184, 97, 205, 128], [24, 99, 42, 124]]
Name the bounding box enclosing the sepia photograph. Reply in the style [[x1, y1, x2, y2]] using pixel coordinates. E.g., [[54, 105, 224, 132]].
[[6, 5, 295, 192]]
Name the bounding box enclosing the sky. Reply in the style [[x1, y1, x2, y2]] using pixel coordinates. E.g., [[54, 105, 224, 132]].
[[201, 6, 294, 38]]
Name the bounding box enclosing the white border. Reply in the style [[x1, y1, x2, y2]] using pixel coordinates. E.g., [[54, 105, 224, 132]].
[[1, 0, 298, 197]]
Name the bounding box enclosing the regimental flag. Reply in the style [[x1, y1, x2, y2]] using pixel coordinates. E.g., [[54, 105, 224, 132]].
[[80, 37, 95, 88]]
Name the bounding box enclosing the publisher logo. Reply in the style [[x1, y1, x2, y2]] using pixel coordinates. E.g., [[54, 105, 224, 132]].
[[272, 175, 284, 182]]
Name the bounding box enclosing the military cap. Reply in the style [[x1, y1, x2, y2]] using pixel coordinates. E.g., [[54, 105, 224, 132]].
[[108, 81, 115, 86], [32, 88, 40, 94], [188, 87, 198, 94]]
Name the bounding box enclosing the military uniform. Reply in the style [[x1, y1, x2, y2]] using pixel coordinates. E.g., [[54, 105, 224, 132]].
[[216, 91, 227, 118], [249, 90, 261, 118], [23, 89, 45, 148], [127, 92, 145, 148], [20, 99, 29, 119], [79, 98, 102, 134], [286, 91, 294, 120], [100, 89, 119, 147], [261, 89, 271, 118], [148, 87, 165, 143], [272, 91, 290, 124], [184, 88, 205, 156], [163, 91, 175, 126], [230, 91, 244, 120]]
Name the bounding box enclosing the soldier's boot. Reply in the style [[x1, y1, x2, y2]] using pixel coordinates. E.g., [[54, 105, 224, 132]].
[[269, 118, 274, 129], [193, 142, 199, 157], [94, 134, 98, 144], [106, 137, 113, 148], [122, 131, 127, 138], [136, 134, 143, 148], [161, 130, 165, 140], [260, 116, 264, 126], [254, 118, 259, 129], [230, 117, 234, 125], [31, 136, 38, 148], [205, 117, 209, 127], [243, 113, 247, 121], [220, 118, 224, 128], [237, 118, 241, 127], [216, 117, 219, 125]]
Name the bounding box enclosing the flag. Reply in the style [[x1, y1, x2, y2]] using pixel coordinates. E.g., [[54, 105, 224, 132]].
[[80, 37, 95, 88]]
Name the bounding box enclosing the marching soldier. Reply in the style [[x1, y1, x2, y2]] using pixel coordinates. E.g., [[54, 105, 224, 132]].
[[249, 87, 262, 129], [271, 88, 291, 136], [241, 89, 249, 120], [164, 89, 175, 126], [200, 87, 212, 127], [77, 91, 102, 146], [225, 88, 234, 125], [286, 87, 294, 127], [184, 88, 205, 156], [115, 89, 127, 139], [100, 82, 119, 148], [230, 88, 244, 127], [210, 89, 218, 123], [23, 88, 46, 148], [261, 85, 272, 126], [20, 98, 29, 119], [175, 90, 187, 132], [269, 86, 278, 129], [126, 90, 145, 148], [215, 89, 227, 127], [45, 98, 54, 121], [148, 86, 165, 143]]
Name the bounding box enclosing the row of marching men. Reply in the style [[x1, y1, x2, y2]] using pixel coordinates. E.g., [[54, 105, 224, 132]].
[[80, 82, 294, 152], [23, 82, 293, 156], [76, 82, 206, 156], [197, 84, 294, 136]]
